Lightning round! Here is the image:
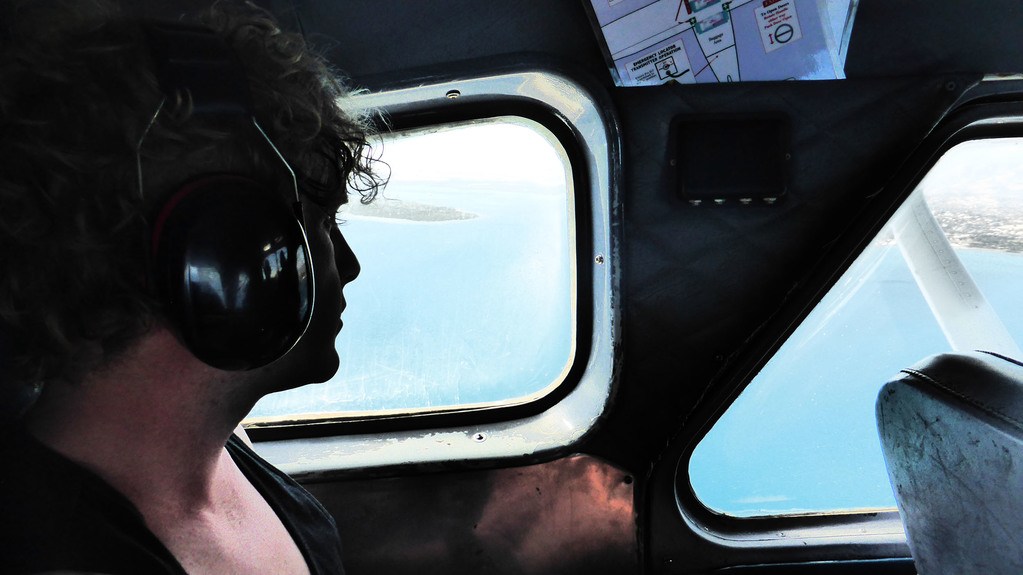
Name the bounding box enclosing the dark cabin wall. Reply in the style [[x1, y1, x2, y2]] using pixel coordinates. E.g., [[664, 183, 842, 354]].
[[294, 0, 610, 91], [602, 76, 967, 471], [846, 1, 1023, 78]]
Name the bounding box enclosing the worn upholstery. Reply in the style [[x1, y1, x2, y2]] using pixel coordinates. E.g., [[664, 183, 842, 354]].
[[877, 351, 1023, 575]]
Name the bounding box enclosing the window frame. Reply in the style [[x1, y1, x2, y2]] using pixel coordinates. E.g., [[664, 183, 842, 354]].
[[246, 68, 621, 476], [652, 86, 1023, 570]]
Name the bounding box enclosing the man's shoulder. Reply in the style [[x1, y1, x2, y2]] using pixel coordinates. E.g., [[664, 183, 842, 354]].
[[0, 425, 79, 516], [0, 426, 89, 571], [0, 426, 182, 574]]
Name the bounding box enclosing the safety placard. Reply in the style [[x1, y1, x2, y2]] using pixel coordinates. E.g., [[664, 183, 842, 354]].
[[585, 0, 856, 86], [626, 40, 693, 84], [755, 0, 803, 53]]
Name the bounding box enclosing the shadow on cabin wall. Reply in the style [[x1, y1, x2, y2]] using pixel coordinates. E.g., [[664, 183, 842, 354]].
[[306, 454, 638, 575]]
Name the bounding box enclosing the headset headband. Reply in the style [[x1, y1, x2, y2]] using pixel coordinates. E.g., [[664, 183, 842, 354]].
[[136, 22, 303, 208]]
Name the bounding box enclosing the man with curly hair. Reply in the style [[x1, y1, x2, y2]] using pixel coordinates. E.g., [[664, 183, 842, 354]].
[[0, 1, 379, 573]]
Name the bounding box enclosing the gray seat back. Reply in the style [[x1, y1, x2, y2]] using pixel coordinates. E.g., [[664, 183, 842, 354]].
[[877, 351, 1023, 575]]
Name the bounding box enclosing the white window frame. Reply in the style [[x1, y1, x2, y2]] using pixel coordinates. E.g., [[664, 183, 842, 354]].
[[251, 70, 618, 475]]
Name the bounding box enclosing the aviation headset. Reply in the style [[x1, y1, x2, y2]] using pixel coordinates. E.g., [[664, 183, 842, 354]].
[[139, 22, 316, 371]]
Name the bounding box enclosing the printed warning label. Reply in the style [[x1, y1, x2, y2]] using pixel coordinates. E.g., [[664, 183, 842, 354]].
[[626, 40, 692, 85], [590, 0, 844, 86], [755, 0, 803, 53]]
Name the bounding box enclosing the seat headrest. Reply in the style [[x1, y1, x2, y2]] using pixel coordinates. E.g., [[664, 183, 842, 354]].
[[877, 351, 1023, 575]]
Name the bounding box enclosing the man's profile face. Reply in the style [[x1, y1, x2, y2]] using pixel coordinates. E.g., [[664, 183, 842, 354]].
[[267, 198, 359, 386]]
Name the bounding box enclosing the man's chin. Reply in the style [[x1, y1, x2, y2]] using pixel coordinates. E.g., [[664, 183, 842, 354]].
[[291, 349, 340, 385], [307, 361, 341, 385], [256, 349, 340, 392]]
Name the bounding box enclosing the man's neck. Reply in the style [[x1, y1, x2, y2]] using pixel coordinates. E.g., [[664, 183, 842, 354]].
[[24, 328, 259, 512]]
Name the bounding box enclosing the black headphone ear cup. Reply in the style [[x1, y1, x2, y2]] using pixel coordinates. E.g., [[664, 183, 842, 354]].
[[151, 175, 314, 370]]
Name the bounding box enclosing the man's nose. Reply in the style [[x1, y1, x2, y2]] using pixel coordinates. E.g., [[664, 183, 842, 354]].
[[330, 226, 360, 284]]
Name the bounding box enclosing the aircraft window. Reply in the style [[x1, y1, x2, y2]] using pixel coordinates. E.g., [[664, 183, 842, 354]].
[[688, 137, 1023, 518], [246, 117, 576, 422]]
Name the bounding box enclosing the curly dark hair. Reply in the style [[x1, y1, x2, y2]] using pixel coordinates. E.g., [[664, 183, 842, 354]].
[[0, 0, 381, 389]]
